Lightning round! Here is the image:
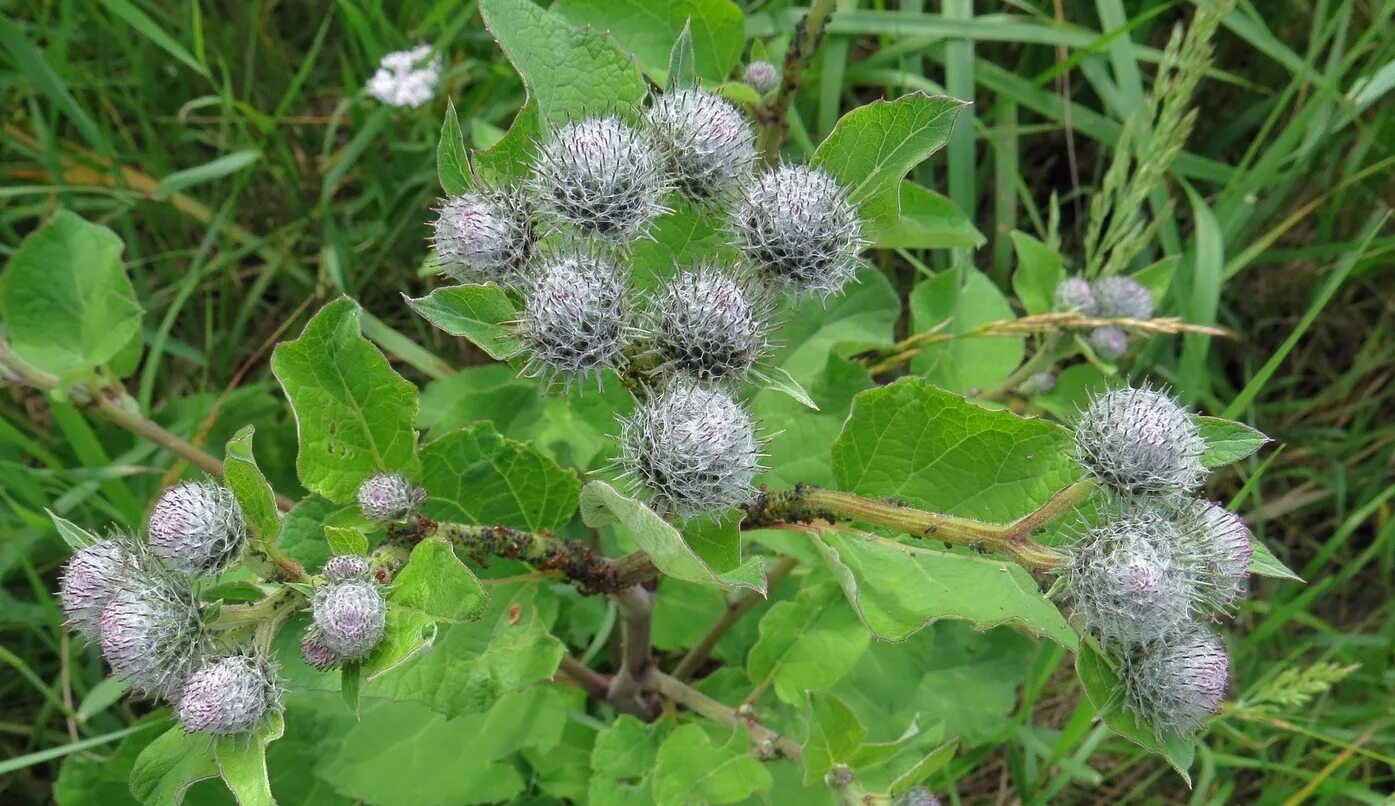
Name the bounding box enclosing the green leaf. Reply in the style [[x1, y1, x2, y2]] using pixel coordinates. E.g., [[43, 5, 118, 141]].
[[156, 150, 261, 197], [474, 100, 540, 184], [811, 93, 968, 228], [275, 496, 339, 569], [420, 422, 580, 532], [758, 365, 819, 410], [1194, 415, 1269, 468], [1250, 538, 1301, 581], [1010, 231, 1065, 316], [871, 182, 985, 250], [367, 582, 564, 718], [0, 210, 142, 377], [54, 715, 164, 806], [437, 100, 470, 196], [832, 377, 1082, 521], [223, 426, 281, 544], [316, 687, 570, 806], [322, 525, 367, 557], [48, 509, 97, 550], [405, 285, 519, 361], [815, 530, 1076, 646], [755, 355, 873, 490], [746, 579, 870, 705], [848, 726, 956, 797], [802, 692, 867, 786], [340, 664, 360, 714], [127, 725, 219, 805], [772, 267, 899, 385], [589, 715, 666, 806], [652, 724, 773, 805], [481, 0, 648, 124], [667, 19, 696, 89], [1075, 641, 1196, 783], [835, 622, 1033, 746], [683, 513, 742, 573], [271, 297, 420, 504], [629, 204, 734, 291], [555, 0, 744, 84], [214, 711, 284, 806], [580, 480, 766, 594], [362, 538, 488, 679], [909, 268, 1023, 394]]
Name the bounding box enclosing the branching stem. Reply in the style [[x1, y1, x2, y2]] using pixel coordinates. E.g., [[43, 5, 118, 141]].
[[755, 0, 838, 164], [644, 669, 803, 762]]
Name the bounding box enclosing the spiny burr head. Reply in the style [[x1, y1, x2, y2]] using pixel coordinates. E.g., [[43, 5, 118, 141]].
[[60, 536, 135, 640], [640, 262, 771, 383], [357, 473, 427, 522], [616, 383, 761, 519], [534, 116, 671, 242], [323, 554, 374, 583], [645, 88, 756, 200], [432, 188, 534, 286], [1074, 386, 1206, 495], [1123, 624, 1230, 738], [731, 165, 864, 300], [177, 654, 281, 736], [1093, 275, 1154, 320], [97, 570, 208, 699], [1054, 276, 1098, 314], [146, 481, 247, 575], [312, 580, 387, 661], [517, 250, 630, 391], [744, 61, 780, 95], [1089, 325, 1129, 360]]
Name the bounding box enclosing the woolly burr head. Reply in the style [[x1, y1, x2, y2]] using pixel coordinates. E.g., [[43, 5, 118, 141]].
[[177, 654, 281, 736], [432, 188, 534, 286], [1074, 386, 1206, 495], [323, 554, 374, 583], [1123, 625, 1230, 737], [60, 536, 135, 639], [1169, 498, 1253, 611], [357, 473, 426, 523], [534, 116, 670, 242], [1093, 275, 1154, 320], [645, 88, 756, 200], [146, 481, 247, 575], [1089, 326, 1129, 360], [731, 165, 864, 299], [312, 580, 387, 661], [617, 383, 761, 518], [1064, 508, 1198, 646], [1054, 276, 1098, 314], [640, 262, 771, 383], [744, 61, 780, 95], [97, 570, 208, 699], [517, 250, 630, 391]]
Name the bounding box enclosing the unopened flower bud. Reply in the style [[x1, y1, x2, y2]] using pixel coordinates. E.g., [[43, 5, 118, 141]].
[[1018, 371, 1056, 395], [299, 628, 342, 672], [1089, 325, 1129, 360], [1169, 498, 1253, 610], [1074, 387, 1205, 495], [147, 481, 247, 575], [744, 61, 779, 94], [732, 165, 864, 299], [98, 572, 208, 698], [896, 788, 942, 806], [357, 473, 426, 522], [646, 88, 755, 200], [617, 383, 761, 518], [1124, 625, 1229, 737], [1094, 275, 1154, 320], [323, 554, 373, 583], [312, 580, 387, 661], [517, 250, 629, 390], [824, 764, 854, 788], [640, 262, 771, 383], [1054, 276, 1098, 314], [534, 117, 670, 241], [432, 188, 533, 286], [60, 536, 135, 639], [177, 654, 281, 735]]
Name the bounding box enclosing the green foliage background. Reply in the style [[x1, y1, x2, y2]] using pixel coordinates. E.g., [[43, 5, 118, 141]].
[[2, 0, 1393, 803]]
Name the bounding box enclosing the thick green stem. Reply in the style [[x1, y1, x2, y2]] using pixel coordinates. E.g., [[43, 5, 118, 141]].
[[755, 0, 838, 164], [644, 669, 803, 761], [743, 483, 1088, 572], [671, 555, 799, 682]]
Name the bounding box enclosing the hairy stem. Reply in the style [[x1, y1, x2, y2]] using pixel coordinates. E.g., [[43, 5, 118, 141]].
[[744, 483, 1086, 572], [209, 588, 305, 640], [644, 669, 803, 762], [0, 338, 297, 513], [608, 586, 660, 719], [555, 654, 612, 702], [755, 0, 838, 164], [671, 556, 799, 682]]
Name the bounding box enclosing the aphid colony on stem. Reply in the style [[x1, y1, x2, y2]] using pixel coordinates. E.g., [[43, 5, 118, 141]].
[[430, 80, 863, 519]]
